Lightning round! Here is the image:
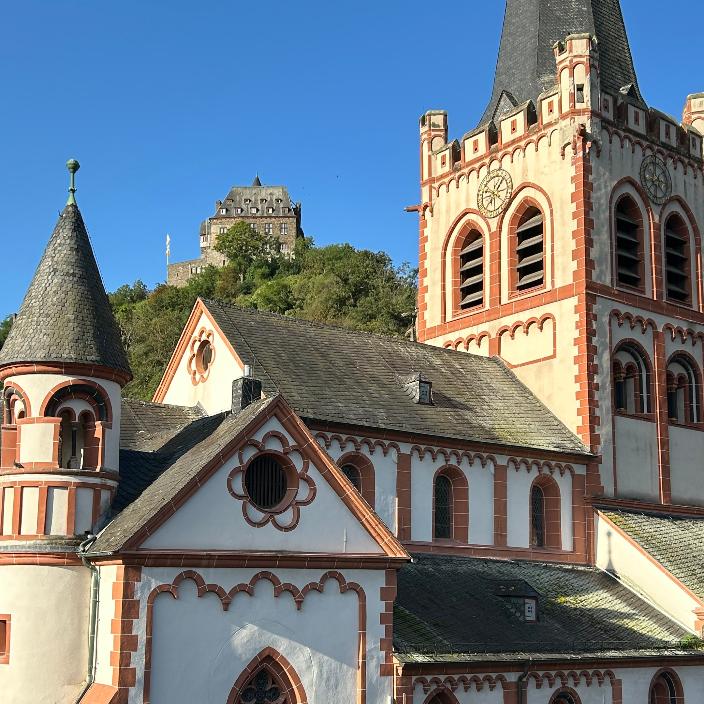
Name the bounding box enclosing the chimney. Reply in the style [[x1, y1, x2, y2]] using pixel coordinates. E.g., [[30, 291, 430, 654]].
[[232, 365, 262, 411]]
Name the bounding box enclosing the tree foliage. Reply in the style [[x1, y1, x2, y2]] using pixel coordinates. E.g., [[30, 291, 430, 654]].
[[0, 316, 13, 351], [110, 234, 417, 400]]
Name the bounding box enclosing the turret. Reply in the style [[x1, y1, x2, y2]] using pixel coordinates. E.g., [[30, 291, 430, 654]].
[[0, 160, 130, 542]]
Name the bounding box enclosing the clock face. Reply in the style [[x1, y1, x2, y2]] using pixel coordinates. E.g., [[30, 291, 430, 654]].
[[478, 169, 513, 218], [640, 155, 672, 205]]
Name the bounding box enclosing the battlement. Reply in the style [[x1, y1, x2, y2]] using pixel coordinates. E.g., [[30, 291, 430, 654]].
[[420, 32, 703, 184]]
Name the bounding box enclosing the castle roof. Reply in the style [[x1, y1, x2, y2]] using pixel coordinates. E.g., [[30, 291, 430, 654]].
[[0, 203, 131, 379], [480, 0, 644, 126], [214, 183, 296, 218]]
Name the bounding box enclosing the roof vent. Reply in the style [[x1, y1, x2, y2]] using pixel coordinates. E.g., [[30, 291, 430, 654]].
[[401, 372, 433, 405]]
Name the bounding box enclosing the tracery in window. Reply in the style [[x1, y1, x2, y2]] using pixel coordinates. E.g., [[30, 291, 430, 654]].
[[667, 354, 701, 424], [649, 670, 683, 704], [612, 342, 652, 415]]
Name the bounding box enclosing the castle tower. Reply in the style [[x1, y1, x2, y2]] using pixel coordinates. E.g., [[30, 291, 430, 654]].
[[0, 161, 131, 702], [416, 0, 704, 505]]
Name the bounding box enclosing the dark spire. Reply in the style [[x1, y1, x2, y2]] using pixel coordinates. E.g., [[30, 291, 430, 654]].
[[0, 162, 131, 380], [252, 174, 262, 187], [480, 0, 644, 125]]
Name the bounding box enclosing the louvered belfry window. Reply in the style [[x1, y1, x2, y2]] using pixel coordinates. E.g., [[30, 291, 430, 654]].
[[664, 214, 690, 303], [434, 474, 453, 540], [459, 230, 484, 309], [244, 455, 288, 511], [515, 207, 544, 291], [615, 196, 643, 289]]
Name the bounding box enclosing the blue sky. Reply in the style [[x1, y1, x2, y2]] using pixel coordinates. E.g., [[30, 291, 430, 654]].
[[0, 0, 701, 319]]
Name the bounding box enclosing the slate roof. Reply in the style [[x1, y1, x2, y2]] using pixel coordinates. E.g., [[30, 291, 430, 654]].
[[201, 301, 589, 456], [480, 0, 644, 126], [601, 508, 704, 601], [394, 555, 698, 663], [93, 397, 275, 552], [121, 398, 205, 452], [0, 204, 131, 376], [215, 184, 296, 218]]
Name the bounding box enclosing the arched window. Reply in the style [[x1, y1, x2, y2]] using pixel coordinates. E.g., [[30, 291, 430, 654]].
[[514, 206, 545, 291], [667, 354, 701, 424], [664, 214, 691, 303], [612, 342, 652, 415], [550, 690, 581, 704], [58, 409, 93, 470], [425, 690, 460, 704], [649, 670, 683, 704], [458, 229, 484, 310], [434, 474, 453, 540], [615, 195, 644, 290], [530, 475, 561, 549], [433, 466, 469, 543], [337, 453, 375, 508], [341, 464, 362, 492]]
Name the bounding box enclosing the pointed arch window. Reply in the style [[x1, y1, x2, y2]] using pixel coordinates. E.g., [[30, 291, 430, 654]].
[[227, 649, 306, 704], [615, 195, 644, 290], [667, 354, 701, 425], [458, 229, 484, 309], [664, 214, 691, 304], [514, 206, 545, 292], [550, 691, 581, 704], [612, 342, 653, 416]]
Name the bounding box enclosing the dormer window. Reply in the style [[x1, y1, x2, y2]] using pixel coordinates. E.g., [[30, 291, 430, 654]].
[[236, 207, 244, 214], [220, 208, 227, 215], [524, 597, 538, 622], [402, 373, 433, 405], [267, 207, 274, 214], [250, 207, 258, 214], [575, 84, 585, 104], [281, 207, 289, 214]]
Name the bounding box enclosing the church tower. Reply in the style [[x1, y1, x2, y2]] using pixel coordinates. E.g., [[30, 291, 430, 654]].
[[416, 0, 704, 505], [0, 161, 131, 702]]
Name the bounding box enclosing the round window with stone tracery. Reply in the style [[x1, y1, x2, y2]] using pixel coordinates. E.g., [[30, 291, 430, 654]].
[[244, 454, 296, 512]]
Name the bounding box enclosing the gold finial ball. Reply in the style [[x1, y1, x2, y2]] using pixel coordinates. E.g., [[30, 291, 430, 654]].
[[66, 159, 80, 174]]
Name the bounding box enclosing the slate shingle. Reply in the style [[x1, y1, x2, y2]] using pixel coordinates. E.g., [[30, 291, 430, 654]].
[[395, 554, 696, 663], [601, 508, 704, 601], [480, 0, 644, 126], [203, 301, 589, 456], [0, 204, 131, 376]]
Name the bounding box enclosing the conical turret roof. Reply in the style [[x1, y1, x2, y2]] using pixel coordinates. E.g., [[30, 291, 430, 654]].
[[480, 0, 644, 126], [0, 203, 131, 380]]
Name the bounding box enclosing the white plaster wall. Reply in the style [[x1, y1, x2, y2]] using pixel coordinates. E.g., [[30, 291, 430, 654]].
[[161, 311, 243, 414], [595, 514, 700, 632], [141, 417, 382, 554], [94, 565, 118, 686], [507, 468, 573, 550], [19, 487, 38, 534], [7, 372, 122, 472], [669, 425, 704, 506], [319, 436, 398, 532], [411, 678, 506, 704], [613, 416, 659, 502], [525, 679, 614, 704], [0, 564, 90, 704], [409, 450, 494, 544], [132, 567, 389, 704], [615, 666, 704, 704]]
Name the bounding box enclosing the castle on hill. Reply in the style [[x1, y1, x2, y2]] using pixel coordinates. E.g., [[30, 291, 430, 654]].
[[166, 176, 302, 287], [2, 1, 704, 703]]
